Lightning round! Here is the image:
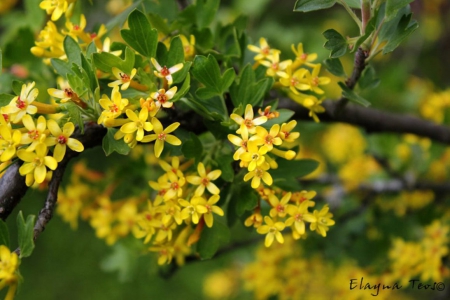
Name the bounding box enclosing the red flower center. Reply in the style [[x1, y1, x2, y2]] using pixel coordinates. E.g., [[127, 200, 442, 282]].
[[158, 133, 166, 140], [16, 97, 26, 109], [57, 135, 67, 144], [160, 66, 170, 77]]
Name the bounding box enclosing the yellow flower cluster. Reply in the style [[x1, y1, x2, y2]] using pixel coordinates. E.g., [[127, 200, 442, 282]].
[[388, 220, 449, 285], [229, 104, 299, 189], [248, 38, 330, 122], [40, 0, 76, 21], [0, 82, 84, 186], [376, 190, 434, 217], [0, 245, 20, 300], [419, 88, 450, 124], [57, 156, 225, 266], [246, 187, 334, 247]]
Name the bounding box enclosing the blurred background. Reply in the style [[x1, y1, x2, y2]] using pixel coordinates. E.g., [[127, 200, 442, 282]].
[[1, 0, 450, 299]]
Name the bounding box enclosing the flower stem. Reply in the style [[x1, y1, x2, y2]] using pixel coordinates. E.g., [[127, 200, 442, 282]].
[[338, 0, 362, 34]]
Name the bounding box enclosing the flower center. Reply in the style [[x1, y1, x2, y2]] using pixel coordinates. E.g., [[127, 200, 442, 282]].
[[157, 93, 167, 103], [73, 25, 80, 31], [282, 131, 290, 139], [90, 33, 97, 39], [16, 97, 26, 109], [262, 47, 270, 55], [28, 130, 40, 140], [244, 119, 253, 128], [255, 168, 264, 178], [57, 135, 67, 144], [109, 104, 119, 113], [158, 189, 166, 196], [265, 135, 273, 145], [158, 132, 166, 141], [119, 73, 131, 82], [201, 177, 209, 186], [300, 53, 308, 61], [271, 62, 279, 70], [171, 182, 179, 190], [276, 204, 284, 213], [161, 66, 170, 77], [311, 77, 319, 86], [2, 114, 9, 122], [205, 204, 212, 213], [64, 88, 74, 98], [295, 213, 303, 221], [320, 218, 327, 224]]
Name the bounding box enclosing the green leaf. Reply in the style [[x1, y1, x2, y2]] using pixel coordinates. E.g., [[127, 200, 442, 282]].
[[100, 243, 137, 283], [0, 48, 2, 73], [181, 132, 203, 162], [0, 220, 10, 248], [51, 58, 74, 78], [17, 211, 35, 258], [102, 128, 131, 156], [197, 221, 230, 259], [343, 0, 360, 8], [323, 29, 347, 58], [358, 66, 380, 90], [352, 12, 378, 52], [386, 0, 414, 21], [121, 10, 158, 57], [196, 0, 220, 28], [191, 55, 235, 100], [93, 47, 135, 74], [12, 80, 24, 96], [148, 12, 170, 35], [105, 1, 142, 31], [323, 58, 346, 77], [338, 82, 371, 107], [262, 109, 295, 129], [382, 13, 418, 54], [235, 184, 258, 216], [294, 0, 336, 12], [229, 64, 274, 107], [0, 94, 14, 107], [216, 153, 234, 182], [171, 73, 190, 102], [64, 35, 82, 67], [271, 159, 320, 181], [61, 102, 85, 133]]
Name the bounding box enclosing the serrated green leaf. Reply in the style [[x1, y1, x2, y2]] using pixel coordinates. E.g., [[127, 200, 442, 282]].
[[217, 153, 234, 182], [196, 0, 220, 28], [271, 159, 320, 181], [17, 211, 35, 258], [12, 80, 24, 96], [0, 220, 10, 248], [382, 14, 418, 54], [294, 0, 336, 12], [191, 55, 235, 99], [323, 29, 347, 58], [64, 35, 82, 67], [102, 128, 131, 156], [93, 52, 124, 73], [323, 58, 346, 77], [235, 185, 258, 216], [181, 132, 203, 162], [197, 221, 230, 259], [179, 96, 214, 120], [338, 82, 371, 107], [0, 94, 14, 107], [386, 0, 414, 21], [121, 10, 158, 57], [358, 66, 380, 90]]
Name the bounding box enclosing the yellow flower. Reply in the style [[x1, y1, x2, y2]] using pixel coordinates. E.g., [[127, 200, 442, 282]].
[[227, 130, 249, 160], [17, 143, 58, 186], [98, 86, 129, 125], [290, 93, 325, 122], [141, 117, 181, 158], [0, 125, 21, 162], [20, 115, 47, 152], [279, 120, 300, 143], [0, 245, 19, 299], [161, 172, 185, 200], [279, 66, 309, 94], [268, 192, 291, 218], [1, 82, 38, 123], [108, 67, 137, 90], [180, 34, 196, 60], [259, 51, 291, 78], [253, 124, 282, 152], [298, 64, 330, 95], [247, 37, 279, 61], [148, 244, 174, 265], [285, 200, 311, 239], [151, 58, 183, 86], [291, 43, 317, 68], [158, 156, 184, 178], [179, 197, 204, 224], [150, 87, 177, 109], [256, 216, 285, 247], [45, 120, 84, 162], [30, 21, 65, 58], [62, 13, 89, 41], [243, 162, 273, 189], [40, 0, 76, 21], [120, 108, 153, 141], [196, 195, 224, 228], [230, 104, 267, 135], [239, 140, 267, 172], [139, 97, 159, 117], [303, 205, 335, 237], [244, 211, 263, 228], [186, 162, 222, 196]]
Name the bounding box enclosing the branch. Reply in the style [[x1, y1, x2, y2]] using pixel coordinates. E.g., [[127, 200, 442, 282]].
[[282, 99, 450, 145], [176, 0, 189, 10]]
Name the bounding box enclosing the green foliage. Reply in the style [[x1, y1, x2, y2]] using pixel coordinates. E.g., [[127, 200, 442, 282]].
[[359, 66, 380, 90], [271, 159, 319, 189], [197, 220, 230, 259], [64, 36, 82, 67], [338, 82, 371, 107], [121, 10, 158, 58], [17, 211, 35, 258], [323, 29, 347, 58], [229, 64, 274, 107], [61, 102, 85, 133], [385, 0, 414, 21], [294, 0, 336, 12], [93, 47, 135, 74], [191, 55, 235, 100], [102, 128, 131, 156], [181, 132, 203, 163], [0, 220, 10, 248], [0, 94, 14, 107], [233, 184, 259, 216], [323, 58, 346, 78]]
